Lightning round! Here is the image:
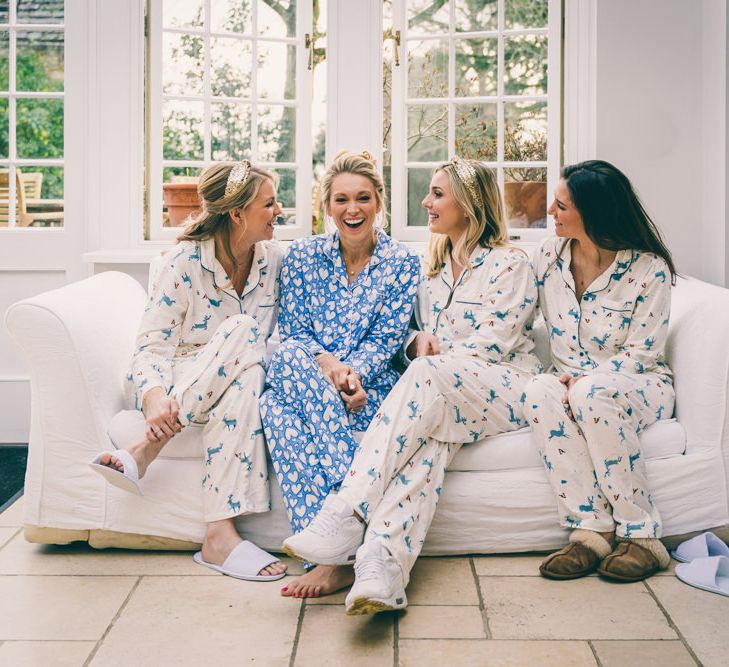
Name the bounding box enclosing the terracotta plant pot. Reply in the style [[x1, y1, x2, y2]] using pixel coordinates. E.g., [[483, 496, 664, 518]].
[[504, 180, 547, 229], [162, 182, 202, 227]]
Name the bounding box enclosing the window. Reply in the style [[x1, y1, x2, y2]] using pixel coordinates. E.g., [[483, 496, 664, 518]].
[[0, 0, 65, 229], [146, 0, 313, 241], [388, 0, 560, 242]]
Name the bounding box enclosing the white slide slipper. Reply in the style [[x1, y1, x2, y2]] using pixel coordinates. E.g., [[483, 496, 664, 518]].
[[671, 531, 729, 563], [88, 450, 143, 496], [675, 555, 729, 597], [194, 540, 286, 582]]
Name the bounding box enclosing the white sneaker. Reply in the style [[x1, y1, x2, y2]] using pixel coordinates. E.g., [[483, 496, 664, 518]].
[[282, 494, 365, 565], [345, 540, 407, 615]]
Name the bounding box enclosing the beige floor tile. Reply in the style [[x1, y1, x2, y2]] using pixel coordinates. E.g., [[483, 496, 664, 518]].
[[0, 498, 24, 527], [407, 557, 480, 606], [0, 527, 20, 549], [0, 532, 216, 576], [398, 639, 597, 666], [399, 605, 485, 639], [473, 554, 544, 577], [295, 604, 393, 666], [0, 575, 136, 640], [648, 576, 729, 667], [479, 577, 676, 640], [592, 640, 696, 666], [91, 576, 299, 667], [0, 640, 95, 666], [304, 587, 350, 605]]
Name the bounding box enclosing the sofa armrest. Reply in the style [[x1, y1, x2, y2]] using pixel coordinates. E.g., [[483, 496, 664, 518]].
[[4, 271, 147, 454]]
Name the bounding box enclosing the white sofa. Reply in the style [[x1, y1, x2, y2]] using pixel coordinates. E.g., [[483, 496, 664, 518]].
[[5, 270, 729, 553]]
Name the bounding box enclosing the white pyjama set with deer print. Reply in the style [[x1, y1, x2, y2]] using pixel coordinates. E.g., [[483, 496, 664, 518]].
[[523, 237, 675, 539], [127, 238, 283, 522], [336, 246, 543, 584]]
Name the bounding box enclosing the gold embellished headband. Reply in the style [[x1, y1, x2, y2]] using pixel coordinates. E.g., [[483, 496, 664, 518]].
[[450, 155, 483, 209], [224, 160, 252, 197]]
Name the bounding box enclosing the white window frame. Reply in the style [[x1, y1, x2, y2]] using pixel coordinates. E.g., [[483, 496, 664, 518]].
[[145, 0, 313, 242], [0, 3, 65, 230], [389, 0, 561, 244]]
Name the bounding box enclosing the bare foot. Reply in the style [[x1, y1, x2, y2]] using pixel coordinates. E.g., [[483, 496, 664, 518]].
[[97, 438, 167, 479], [281, 565, 354, 598], [202, 518, 287, 578]]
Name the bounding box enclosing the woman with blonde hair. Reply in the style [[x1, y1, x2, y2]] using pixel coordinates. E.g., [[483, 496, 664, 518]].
[[89, 161, 287, 581], [260, 150, 421, 599], [283, 157, 542, 613]]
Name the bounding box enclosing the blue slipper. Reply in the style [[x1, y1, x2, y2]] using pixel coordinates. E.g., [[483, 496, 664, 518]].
[[675, 555, 729, 597], [671, 531, 729, 563]]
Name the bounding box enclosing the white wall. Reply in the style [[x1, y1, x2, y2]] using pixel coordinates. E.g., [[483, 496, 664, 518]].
[[594, 0, 728, 285]]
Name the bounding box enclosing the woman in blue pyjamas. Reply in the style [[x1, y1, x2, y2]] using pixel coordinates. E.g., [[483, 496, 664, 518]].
[[90, 161, 288, 581], [282, 157, 543, 614], [523, 160, 677, 582], [259, 151, 421, 598]]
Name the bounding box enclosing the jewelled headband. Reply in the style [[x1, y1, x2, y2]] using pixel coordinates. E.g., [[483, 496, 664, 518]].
[[449, 155, 483, 209], [224, 160, 252, 197]]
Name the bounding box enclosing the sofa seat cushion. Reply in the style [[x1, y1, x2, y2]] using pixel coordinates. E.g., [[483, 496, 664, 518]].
[[110, 410, 686, 474], [448, 418, 686, 472]]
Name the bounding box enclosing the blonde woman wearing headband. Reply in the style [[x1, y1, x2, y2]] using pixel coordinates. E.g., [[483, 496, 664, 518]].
[[260, 150, 421, 599], [89, 161, 288, 581], [283, 158, 543, 614]]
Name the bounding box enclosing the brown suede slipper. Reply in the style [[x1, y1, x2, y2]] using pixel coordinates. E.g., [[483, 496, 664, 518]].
[[540, 542, 602, 580], [597, 541, 662, 582]]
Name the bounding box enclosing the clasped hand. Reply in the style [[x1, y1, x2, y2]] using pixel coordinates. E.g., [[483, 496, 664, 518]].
[[559, 373, 585, 422], [316, 354, 366, 413], [141, 386, 182, 441], [406, 331, 440, 359]]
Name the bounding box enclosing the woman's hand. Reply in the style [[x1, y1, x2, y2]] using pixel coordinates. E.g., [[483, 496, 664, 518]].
[[406, 332, 440, 360], [141, 387, 181, 442], [340, 372, 367, 413], [559, 373, 585, 421], [316, 353, 356, 392]]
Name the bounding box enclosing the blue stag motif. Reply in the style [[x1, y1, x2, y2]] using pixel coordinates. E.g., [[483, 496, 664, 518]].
[[568, 307, 580, 322], [619, 314, 632, 330], [542, 453, 553, 472], [485, 388, 498, 403], [644, 337, 655, 350], [217, 364, 227, 378], [367, 467, 378, 484], [629, 451, 641, 471], [590, 333, 609, 348], [161, 328, 174, 341], [404, 535, 413, 552], [181, 273, 192, 287], [421, 458, 434, 473], [463, 310, 477, 328], [452, 373, 464, 389], [485, 343, 502, 355], [624, 521, 646, 538], [206, 443, 224, 464], [192, 314, 212, 331], [586, 385, 607, 399], [237, 453, 253, 471], [617, 426, 626, 442], [454, 405, 468, 425], [207, 295, 223, 307], [407, 400, 419, 419], [222, 415, 237, 431], [507, 403, 521, 426], [358, 501, 370, 520], [395, 434, 407, 455], [396, 473, 411, 486], [655, 270, 667, 283], [494, 309, 510, 321], [578, 496, 595, 513], [227, 494, 241, 513], [157, 293, 176, 307], [548, 421, 569, 440], [655, 405, 665, 420], [611, 359, 624, 372], [604, 455, 623, 477], [550, 325, 565, 339], [636, 389, 649, 406]]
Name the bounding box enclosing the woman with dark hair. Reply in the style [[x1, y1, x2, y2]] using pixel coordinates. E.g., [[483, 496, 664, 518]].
[[523, 159, 676, 582]]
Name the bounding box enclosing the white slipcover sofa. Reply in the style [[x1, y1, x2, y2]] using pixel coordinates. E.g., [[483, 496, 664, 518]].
[[5, 270, 729, 553]]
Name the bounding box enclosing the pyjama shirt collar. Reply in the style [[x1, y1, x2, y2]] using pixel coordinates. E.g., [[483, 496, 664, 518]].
[[322, 228, 394, 282], [555, 239, 636, 297], [199, 237, 270, 300], [438, 245, 492, 291]]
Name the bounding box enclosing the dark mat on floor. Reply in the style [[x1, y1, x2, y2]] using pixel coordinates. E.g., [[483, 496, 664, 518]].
[[0, 446, 27, 512]]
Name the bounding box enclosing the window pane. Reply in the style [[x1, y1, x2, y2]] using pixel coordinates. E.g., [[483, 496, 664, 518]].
[[504, 34, 547, 96], [504, 0, 548, 30], [455, 0, 497, 32], [408, 104, 447, 162], [257, 0, 295, 38], [163, 0, 203, 29], [16, 98, 63, 158], [162, 100, 204, 160], [455, 38, 496, 97], [211, 102, 251, 161], [408, 0, 449, 35], [275, 168, 296, 224], [0, 31, 7, 89], [408, 39, 448, 99], [16, 0, 63, 23], [17, 31, 64, 92], [211, 0, 252, 34], [0, 99, 7, 158], [505, 167, 546, 228], [163, 32, 204, 96], [455, 102, 496, 160], [0, 2, 7, 23], [258, 41, 295, 100], [211, 36, 252, 97], [407, 168, 431, 226], [258, 105, 295, 162], [19, 165, 64, 227], [504, 101, 546, 162]]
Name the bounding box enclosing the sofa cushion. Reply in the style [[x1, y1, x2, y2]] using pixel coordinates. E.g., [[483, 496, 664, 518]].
[[110, 410, 686, 473]]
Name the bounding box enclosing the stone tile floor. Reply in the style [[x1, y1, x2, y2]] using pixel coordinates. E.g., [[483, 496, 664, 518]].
[[0, 498, 727, 666]]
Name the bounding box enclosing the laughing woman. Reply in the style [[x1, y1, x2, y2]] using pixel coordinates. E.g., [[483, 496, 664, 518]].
[[282, 158, 543, 615], [260, 151, 420, 599], [524, 160, 677, 582], [89, 161, 287, 582]]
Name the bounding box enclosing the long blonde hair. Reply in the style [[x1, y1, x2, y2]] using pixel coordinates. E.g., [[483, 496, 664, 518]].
[[426, 159, 511, 278], [178, 162, 277, 272], [319, 150, 386, 227]]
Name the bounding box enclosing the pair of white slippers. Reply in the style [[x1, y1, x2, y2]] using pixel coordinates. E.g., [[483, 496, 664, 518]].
[[672, 531, 729, 597], [88, 450, 285, 582]]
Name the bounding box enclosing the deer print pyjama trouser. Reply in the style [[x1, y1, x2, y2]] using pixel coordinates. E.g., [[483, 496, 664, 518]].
[[336, 354, 531, 586], [144, 314, 270, 522], [522, 371, 674, 538]]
